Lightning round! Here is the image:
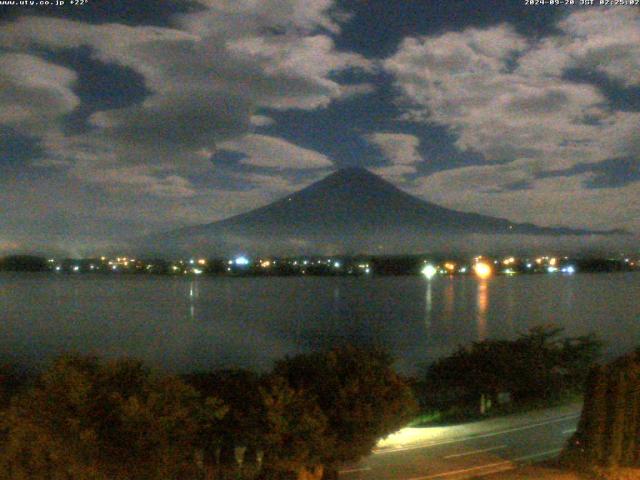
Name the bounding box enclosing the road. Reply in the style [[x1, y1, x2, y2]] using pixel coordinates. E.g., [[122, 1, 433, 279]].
[[339, 403, 582, 480]]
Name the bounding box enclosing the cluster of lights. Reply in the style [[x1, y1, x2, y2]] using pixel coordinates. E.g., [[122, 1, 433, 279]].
[[47, 252, 607, 277], [502, 257, 516, 266], [422, 258, 494, 280], [356, 263, 371, 274]]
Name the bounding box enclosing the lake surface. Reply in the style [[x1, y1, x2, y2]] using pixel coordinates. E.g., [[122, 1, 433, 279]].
[[1, 273, 639, 374]]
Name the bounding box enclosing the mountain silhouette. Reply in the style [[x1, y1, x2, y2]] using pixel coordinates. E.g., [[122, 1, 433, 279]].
[[137, 167, 624, 256]]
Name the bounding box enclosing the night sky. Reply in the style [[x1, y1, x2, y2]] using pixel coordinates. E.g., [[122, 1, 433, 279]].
[[0, 0, 638, 254]]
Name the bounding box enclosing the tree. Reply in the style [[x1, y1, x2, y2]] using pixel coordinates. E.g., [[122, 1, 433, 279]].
[[272, 345, 418, 477], [562, 351, 640, 469], [0, 364, 27, 409], [0, 255, 48, 272], [0, 354, 226, 480], [424, 326, 601, 410], [257, 375, 329, 480], [185, 369, 266, 458]]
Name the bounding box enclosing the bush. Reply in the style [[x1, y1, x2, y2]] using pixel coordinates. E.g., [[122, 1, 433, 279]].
[[0, 354, 226, 480], [424, 326, 601, 412], [273, 345, 419, 476]]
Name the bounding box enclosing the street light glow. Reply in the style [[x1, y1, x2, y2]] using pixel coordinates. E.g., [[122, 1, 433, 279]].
[[422, 264, 437, 280], [473, 262, 492, 279]]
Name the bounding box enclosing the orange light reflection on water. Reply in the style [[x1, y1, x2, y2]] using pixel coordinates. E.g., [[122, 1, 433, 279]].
[[476, 280, 489, 340]]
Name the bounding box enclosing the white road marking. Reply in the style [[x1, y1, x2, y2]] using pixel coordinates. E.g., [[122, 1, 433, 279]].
[[375, 413, 580, 454], [443, 445, 507, 459]]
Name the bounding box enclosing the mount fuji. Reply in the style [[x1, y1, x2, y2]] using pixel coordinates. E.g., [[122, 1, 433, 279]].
[[136, 168, 623, 256]]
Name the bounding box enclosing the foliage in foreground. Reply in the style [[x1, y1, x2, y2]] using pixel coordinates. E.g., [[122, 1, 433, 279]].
[[561, 350, 640, 470], [187, 346, 418, 479], [422, 326, 601, 414], [271, 345, 419, 476], [0, 354, 226, 480], [0, 346, 418, 480]]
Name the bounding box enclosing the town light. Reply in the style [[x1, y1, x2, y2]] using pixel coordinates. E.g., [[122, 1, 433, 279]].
[[473, 262, 492, 279], [234, 256, 250, 266], [422, 264, 437, 280]]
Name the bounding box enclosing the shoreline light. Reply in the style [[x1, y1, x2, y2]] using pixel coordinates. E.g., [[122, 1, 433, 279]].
[[234, 256, 250, 266], [473, 262, 492, 279], [422, 264, 437, 280]]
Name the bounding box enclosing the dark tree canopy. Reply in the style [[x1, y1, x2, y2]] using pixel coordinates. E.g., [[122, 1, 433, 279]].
[[425, 326, 601, 408], [273, 345, 419, 466], [0, 348, 417, 480], [0, 255, 49, 272], [0, 354, 226, 480]]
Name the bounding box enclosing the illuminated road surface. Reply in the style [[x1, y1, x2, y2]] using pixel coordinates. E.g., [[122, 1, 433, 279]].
[[339, 403, 581, 480]]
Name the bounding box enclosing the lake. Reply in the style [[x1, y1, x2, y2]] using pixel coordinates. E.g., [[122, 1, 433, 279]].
[[1, 272, 639, 374]]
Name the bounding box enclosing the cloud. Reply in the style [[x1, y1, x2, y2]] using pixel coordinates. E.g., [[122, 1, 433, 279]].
[[217, 134, 334, 170], [0, 0, 364, 246], [0, 3, 370, 159], [384, 23, 620, 167], [558, 9, 640, 87], [365, 132, 422, 181], [371, 164, 417, 181], [384, 10, 640, 232], [413, 168, 640, 234], [0, 53, 79, 129], [82, 166, 198, 198], [250, 115, 274, 127], [0, 0, 368, 175], [365, 133, 421, 165], [188, 0, 341, 34]]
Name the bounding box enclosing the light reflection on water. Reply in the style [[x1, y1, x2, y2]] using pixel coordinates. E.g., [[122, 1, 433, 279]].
[[476, 280, 489, 341], [0, 272, 639, 374], [424, 281, 433, 330]]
